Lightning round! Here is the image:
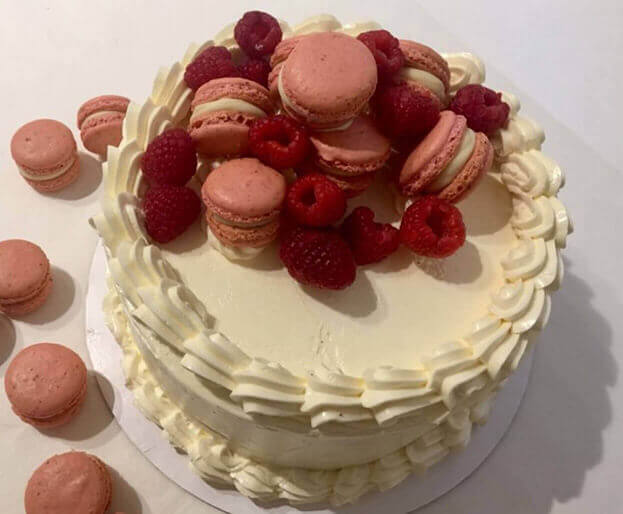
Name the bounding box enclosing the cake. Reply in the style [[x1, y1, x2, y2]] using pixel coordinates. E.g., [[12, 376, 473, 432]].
[[91, 13, 572, 506]]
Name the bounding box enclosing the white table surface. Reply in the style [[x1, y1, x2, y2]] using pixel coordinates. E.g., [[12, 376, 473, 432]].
[[1, 1, 621, 513]]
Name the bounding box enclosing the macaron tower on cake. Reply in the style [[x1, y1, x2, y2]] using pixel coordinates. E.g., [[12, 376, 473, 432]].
[[91, 10, 571, 507]]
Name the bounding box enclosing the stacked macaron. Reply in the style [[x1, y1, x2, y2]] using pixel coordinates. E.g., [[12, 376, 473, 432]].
[[398, 40, 451, 109], [0, 239, 53, 317], [201, 158, 286, 259], [398, 110, 493, 203], [189, 78, 275, 157]]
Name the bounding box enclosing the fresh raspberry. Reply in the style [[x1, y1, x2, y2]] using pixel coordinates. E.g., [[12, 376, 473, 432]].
[[238, 57, 271, 88], [249, 115, 311, 170], [341, 207, 400, 265], [141, 128, 197, 186], [234, 11, 283, 58], [286, 173, 347, 227], [400, 196, 465, 258], [357, 30, 404, 81], [450, 84, 510, 134], [184, 46, 239, 91], [143, 185, 201, 244], [373, 82, 440, 139], [280, 227, 356, 289]]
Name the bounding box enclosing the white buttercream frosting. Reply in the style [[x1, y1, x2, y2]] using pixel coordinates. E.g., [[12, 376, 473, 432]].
[[442, 52, 485, 94], [92, 14, 571, 506]]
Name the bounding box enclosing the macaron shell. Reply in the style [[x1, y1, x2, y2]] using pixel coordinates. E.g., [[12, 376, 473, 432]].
[[311, 116, 391, 176], [327, 171, 376, 198], [189, 114, 252, 157], [0, 273, 53, 317], [192, 77, 274, 114], [25, 155, 81, 193], [0, 240, 49, 301], [202, 158, 286, 222], [280, 32, 377, 128], [11, 119, 77, 171], [77, 95, 130, 128], [5, 343, 88, 422], [24, 452, 112, 514], [438, 132, 493, 203], [80, 112, 125, 156], [16, 378, 86, 428], [399, 40, 451, 91], [207, 213, 280, 248], [399, 111, 467, 196], [269, 35, 306, 68]]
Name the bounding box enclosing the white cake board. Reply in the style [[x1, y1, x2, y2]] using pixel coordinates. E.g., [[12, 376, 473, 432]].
[[86, 239, 533, 514]]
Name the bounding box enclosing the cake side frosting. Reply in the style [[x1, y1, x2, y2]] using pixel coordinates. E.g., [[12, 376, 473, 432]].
[[91, 15, 572, 505]]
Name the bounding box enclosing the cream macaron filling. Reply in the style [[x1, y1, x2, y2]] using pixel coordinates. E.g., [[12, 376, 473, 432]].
[[425, 127, 476, 193], [211, 212, 276, 229], [190, 98, 267, 125], [278, 67, 354, 132], [399, 67, 446, 103], [18, 156, 76, 181], [80, 110, 124, 127]]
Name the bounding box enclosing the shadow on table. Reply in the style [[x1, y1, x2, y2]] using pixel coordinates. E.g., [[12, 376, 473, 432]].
[[109, 464, 150, 514], [41, 371, 114, 444], [419, 263, 618, 514], [0, 315, 18, 365], [14, 267, 77, 326], [49, 152, 103, 202]]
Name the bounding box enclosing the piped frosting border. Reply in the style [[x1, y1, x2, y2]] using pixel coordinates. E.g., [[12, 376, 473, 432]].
[[91, 14, 572, 505]]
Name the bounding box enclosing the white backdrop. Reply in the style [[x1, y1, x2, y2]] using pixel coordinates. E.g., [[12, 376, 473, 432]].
[[1, 1, 622, 513]]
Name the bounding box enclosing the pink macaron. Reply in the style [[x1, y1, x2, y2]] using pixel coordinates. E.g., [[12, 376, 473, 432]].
[[11, 119, 80, 192], [399, 110, 493, 203], [189, 77, 275, 158], [24, 451, 112, 514], [5, 343, 88, 428], [0, 239, 53, 317], [268, 35, 307, 99], [277, 32, 377, 130], [398, 40, 451, 109], [201, 158, 286, 251], [310, 115, 391, 197], [77, 95, 130, 157]]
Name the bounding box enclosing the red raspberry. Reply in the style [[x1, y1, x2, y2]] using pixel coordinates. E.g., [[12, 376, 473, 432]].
[[400, 196, 465, 258], [286, 173, 347, 227], [341, 207, 400, 265], [280, 227, 356, 289], [249, 115, 311, 170], [234, 11, 283, 58], [184, 46, 239, 91], [143, 185, 201, 244], [373, 82, 440, 139], [238, 58, 271, 88], [450, 84, 510, 134], [357, 30, 404, 81], [141, 128, 197, 186]]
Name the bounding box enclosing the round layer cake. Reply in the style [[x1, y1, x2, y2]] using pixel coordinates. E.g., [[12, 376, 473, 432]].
[[91, 14, 572, 506]]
